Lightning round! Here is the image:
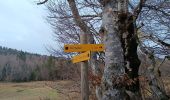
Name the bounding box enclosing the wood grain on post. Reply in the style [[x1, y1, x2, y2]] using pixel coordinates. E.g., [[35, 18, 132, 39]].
[[80, 33, 89, 100]]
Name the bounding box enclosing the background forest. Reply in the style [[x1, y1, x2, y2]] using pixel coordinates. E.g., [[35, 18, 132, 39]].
[[0, 46, 78, 82]]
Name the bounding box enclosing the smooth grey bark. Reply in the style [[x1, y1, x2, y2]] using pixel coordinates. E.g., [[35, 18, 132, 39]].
[[101, 1, 126, 100]]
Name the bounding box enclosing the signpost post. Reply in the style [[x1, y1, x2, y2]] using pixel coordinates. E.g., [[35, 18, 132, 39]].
[[80, 34, 89, 100]]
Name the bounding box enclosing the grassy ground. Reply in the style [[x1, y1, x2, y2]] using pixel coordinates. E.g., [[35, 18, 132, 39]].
[[0, 81, 80, 100], [0, 78, 169, 100]]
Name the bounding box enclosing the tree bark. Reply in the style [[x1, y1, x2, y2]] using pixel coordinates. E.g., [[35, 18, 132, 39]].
[[147, 54, 169, 100], [121, 11, 141, 97], [139, 47, 169, 100], [100, 0, 142, 99], [101, 1, 126, 99]]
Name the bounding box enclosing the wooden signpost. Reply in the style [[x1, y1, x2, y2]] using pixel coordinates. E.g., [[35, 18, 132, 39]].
[[64, 34, 104, 100]]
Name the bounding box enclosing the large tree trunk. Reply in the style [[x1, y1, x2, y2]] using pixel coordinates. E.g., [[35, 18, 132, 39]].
[[100, 0, 141, 99], [101, 1, 126, 99]]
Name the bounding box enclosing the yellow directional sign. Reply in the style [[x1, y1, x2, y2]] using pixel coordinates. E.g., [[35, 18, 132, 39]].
[[72, 51, 90, 63], [64, 44, 104, 52]]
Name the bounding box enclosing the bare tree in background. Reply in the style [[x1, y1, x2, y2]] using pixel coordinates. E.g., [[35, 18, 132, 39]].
[[38, 0, 170, 99]]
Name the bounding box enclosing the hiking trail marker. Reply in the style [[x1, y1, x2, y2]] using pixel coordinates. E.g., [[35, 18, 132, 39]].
[[64, 44, 104, 63], [64, 44, 104, 53], [72, 51, 90, 63]]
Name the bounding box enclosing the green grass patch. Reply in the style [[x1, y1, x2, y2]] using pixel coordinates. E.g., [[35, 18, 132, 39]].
[[0, 82, 59, 100]]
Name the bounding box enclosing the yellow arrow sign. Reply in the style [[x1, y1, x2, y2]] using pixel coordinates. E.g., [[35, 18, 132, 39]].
[[72, 51, 90, 63], [64, 44, 104, 52]]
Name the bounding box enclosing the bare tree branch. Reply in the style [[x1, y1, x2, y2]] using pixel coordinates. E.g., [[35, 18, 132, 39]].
[[67, 0, 91, 33], [48, 14, 101, 19], [37, 0, 48, 5]]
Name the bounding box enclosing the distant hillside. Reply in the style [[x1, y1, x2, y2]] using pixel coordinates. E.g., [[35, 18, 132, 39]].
[[0, 46, 79, 82]]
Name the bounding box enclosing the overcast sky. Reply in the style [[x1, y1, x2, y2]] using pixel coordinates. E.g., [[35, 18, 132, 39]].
[[0, 0, 57, 55]]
